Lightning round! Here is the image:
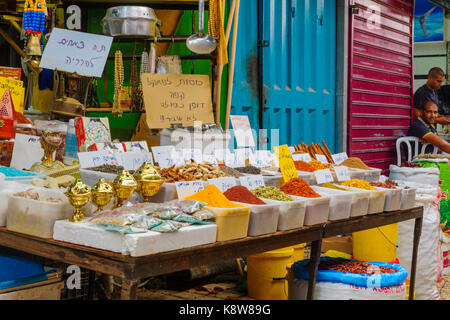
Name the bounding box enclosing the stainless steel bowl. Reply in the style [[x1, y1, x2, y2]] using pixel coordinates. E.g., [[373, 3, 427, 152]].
[[102, 6, 161, 37]]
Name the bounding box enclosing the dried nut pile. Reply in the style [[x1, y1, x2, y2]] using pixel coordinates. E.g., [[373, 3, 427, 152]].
[[316, 259, 396, 274], [158, 163, 230, 182]]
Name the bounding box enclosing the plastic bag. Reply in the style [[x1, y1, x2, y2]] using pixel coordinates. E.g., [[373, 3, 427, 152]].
[[150, 220, 184, 233], [168, 199, 207, 214], [132, 215, 163, 230], [98, 224, 147, 234], [192, 209, 215, 221], [88, 210, 139, 226], [172, 213, 214, 225]]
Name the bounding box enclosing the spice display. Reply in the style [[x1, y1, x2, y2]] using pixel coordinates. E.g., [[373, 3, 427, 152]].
[[369, 182, 398, 189], [316, 259, 396, 274], [261, 166, 281, 173], [340, 157, 371, 170], [401, 161, 423, 168], [308, 160, 333, 171], [85, 164, 132, 175], [294, 161, 315, 172], [158, 163, 230, 182], [294, 141, 334, 164], [385, 178, 399, 187], [219, 166, 244, 178], [251, 186, 293, 202], [235, 166, 261, 175], [224, 186, 266, 205], [13, 189, 62, 203], [341, 179, 376, 190], [281, 177, 321, 198], [321, 182, 348, 191], [185, 185, 240, 208]]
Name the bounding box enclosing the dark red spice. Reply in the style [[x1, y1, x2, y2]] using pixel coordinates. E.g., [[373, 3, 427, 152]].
[[224, 186, 267, 205]]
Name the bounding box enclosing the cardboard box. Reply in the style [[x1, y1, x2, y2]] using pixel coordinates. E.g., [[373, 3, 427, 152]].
[[321, 236, 353, 255], [75, 117, 111, 152]]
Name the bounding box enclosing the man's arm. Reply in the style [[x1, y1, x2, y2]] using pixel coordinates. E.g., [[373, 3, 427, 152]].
[[436, 114, 450, 125], [422, 133, 450, 153]]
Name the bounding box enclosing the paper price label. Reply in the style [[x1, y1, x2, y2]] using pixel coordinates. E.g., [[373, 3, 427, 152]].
[[314, 169, 334, 184], [152, 146, 175, 167], [208, 177, 238, 193], [249, 151, 272, 168], [334, 166, 350, 182], [121, 152, 154, 171], [274, 145, 298, 183], [239, 175, 265, 190], [202, 154, 218, 166], [77, 151, 111, 169], [292, 153, 311, 162], [315, 154, 328, 164], [332, 152, 348, 165], [182, 149, 203, 163], [175, 181, 206, 199], [288, 147, 296, 155], [214, 149, 233, 162]]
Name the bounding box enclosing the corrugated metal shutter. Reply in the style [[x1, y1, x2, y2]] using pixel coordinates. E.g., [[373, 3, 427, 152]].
[[348, 0, 414, 173]]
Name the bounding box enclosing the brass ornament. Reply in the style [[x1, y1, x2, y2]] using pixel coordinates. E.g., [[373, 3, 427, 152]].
[[112, 170, 137, 208], [133, 162, 164, 202], [65, 179, 91, 222], [91, 178, 114, 212]]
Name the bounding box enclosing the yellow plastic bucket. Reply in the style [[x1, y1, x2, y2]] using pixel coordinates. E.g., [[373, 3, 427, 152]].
[[291, 243, 307, 262], [247, 247, 294, 300], [352, 224, 398, 262], [405, 279, 415, 300]]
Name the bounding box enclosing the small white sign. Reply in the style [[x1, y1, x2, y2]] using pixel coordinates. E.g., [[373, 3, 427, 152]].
[[208, 177, 238, 193], [379, 175, 388, 183], [239, 175, 266, 190], [314, 169, 334, 184], [202, 154, 218, 166], [292, 153, 311, 162], [315, 154, 328, 164], [120, 152, 154, 171], [182, 149, 203, 163], [10, 134, 47, 170], [175, 181, 206, 199], [332, 152, 348, 165], [77, 150, 111, 168], [151, 146, 177, 168], [214, 149, 233, 162], [288, 147, 296, 154], [230, 115, 256, 147], [249, 150, 272, 168], [334, 166, 350, 182], [39, 28, 113, 78], [234, 148, 253, 161]]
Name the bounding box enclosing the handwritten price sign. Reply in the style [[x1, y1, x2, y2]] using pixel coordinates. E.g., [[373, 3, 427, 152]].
[[292, 153, 311, 162], [121, 152, 154, 171], [334, 166, 350, 182], [175, 181, 206, 199], [314, 169, 334, 184], [315, 154, 328, 164], [208, 177, 237, 193], [332, 152, 348, 165], [239, 175, 266, 190], [77, 151, 111, 168], [40, 28, 113, 77], [274, 145, 299, 183]]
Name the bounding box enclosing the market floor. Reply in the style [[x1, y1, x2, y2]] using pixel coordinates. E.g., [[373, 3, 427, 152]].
[[136, 272, 450, 300]]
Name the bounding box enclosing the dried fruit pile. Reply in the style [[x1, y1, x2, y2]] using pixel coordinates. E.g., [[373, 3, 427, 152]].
[[401, 162, 423, 168], [158, 163, 230, 182], [317, 259, 396, 275]]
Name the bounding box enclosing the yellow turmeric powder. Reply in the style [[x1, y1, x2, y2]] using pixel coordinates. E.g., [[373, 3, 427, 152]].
[[341, 179, 376, 190], [321, 183, 348, 191], [185, 185, 241, 208]]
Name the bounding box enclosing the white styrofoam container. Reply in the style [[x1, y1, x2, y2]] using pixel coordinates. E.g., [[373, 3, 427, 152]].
[[375, 186, 401, 212], [311, 186, 352, 221], [339, 186, 386, 214], [261, 197, 307, 231], [365, 168, 382, 182], [262, 174, 283, 188], [399, 187, 417, 210], [0, 181, 34, 226], [234, 202, 280, 237], [290, 195, 330, 226], [319, 184, 370, 218], [6, 188, 72, 238]]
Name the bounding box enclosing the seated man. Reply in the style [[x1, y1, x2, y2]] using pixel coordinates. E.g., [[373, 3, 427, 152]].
[[408, 100, 450, 153]]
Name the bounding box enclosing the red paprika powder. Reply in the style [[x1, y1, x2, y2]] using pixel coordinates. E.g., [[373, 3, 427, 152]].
[[224, 186, 267, 205], [281, 177, 321, 198]]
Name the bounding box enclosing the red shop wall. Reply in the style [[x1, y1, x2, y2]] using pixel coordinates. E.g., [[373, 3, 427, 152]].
[[347, 0, 414, 174]]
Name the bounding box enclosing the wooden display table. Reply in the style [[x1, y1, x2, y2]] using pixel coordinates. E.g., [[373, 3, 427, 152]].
[[0, 207, 423, 300]]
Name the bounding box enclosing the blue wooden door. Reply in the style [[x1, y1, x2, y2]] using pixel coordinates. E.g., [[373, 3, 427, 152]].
[[262, 0, 337, 151]]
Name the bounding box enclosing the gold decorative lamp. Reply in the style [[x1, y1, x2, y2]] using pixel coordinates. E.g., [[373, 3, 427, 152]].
[[30, 130, 80, 177], [91, 178, 114, 212], [133, 162, 164, 202], [112, 170, 137, 208], [65, 179, 91, 222]]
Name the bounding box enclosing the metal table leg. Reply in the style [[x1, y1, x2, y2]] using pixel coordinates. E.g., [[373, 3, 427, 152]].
[[307, 239, 322, 300], [409, 216, 423, 300]]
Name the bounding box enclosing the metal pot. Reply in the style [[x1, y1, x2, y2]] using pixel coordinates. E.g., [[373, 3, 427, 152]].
[[102, 6, 161, 37]]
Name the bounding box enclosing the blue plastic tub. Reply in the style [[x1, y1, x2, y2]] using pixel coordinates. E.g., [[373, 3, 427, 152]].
[[0, 253, 54, 290]]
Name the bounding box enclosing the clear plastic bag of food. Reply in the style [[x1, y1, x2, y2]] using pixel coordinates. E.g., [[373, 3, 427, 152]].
[[88, 209, 140, 226], [150, 208, 183, 220], [167, 199, 207, 214], [150, 220, 184, 233], [172, 213, 214, 225], [132, 215, 163, 230], [98, 224, 147, 234], [192, 209, 215, 221]]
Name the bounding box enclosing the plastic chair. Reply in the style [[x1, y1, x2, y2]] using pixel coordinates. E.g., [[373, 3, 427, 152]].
[[396, 136, 438, 166]]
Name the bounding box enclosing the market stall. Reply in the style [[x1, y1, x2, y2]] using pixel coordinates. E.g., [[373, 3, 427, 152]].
[[0, 0, 430, 301]]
